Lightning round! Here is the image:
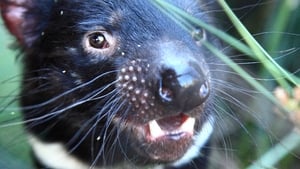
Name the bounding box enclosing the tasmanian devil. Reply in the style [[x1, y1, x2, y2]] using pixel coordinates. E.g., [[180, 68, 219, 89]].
[[1, 0, 227, 168]]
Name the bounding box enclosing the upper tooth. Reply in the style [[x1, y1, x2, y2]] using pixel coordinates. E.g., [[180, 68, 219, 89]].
[[179, 117, 195, 134], [149, 120, 164, 139]]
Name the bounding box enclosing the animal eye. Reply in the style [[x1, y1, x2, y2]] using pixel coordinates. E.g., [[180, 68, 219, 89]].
[[191, 28, 206, 45], [88, 32, 109, 49], [83, 30, 117, 56]]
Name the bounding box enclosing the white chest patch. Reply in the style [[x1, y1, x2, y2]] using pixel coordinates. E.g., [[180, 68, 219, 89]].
[[29, 135, 95, 169]]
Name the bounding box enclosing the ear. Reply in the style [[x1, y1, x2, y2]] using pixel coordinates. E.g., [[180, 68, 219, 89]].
[[0, 0, 52, 48], [1, 0, 31, 46]]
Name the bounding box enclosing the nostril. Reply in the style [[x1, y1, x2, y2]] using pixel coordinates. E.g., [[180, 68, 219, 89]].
[[159, 86, 173, 103], [157, 69, 178, 104], [157, 67, 210, 113]]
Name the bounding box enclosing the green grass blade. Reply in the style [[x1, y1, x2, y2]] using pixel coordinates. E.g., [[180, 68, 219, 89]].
[[246, 129, 300, 169], [217, 0, 300, 88], [264, 0, 294, 53], [202, 41, 278, 104]]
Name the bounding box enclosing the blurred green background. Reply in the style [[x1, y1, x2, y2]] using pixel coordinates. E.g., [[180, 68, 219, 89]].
[[0, 1, 300, 169], [0, 18, 32, 168]]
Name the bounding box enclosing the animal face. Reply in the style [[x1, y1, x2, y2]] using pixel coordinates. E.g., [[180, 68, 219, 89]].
[[1, 0, 224, 168]]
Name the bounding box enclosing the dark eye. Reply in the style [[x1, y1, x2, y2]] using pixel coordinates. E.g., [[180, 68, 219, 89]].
[[191, 28, 206, 45], [83, 30, 117, 56], [88, 32, 109, 49]]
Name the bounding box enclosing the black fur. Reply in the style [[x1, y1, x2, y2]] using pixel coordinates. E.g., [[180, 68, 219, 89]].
[[1, 0, 225, 168]]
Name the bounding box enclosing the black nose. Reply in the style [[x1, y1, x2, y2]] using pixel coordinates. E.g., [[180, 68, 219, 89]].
[[157, 64, 210, 113]]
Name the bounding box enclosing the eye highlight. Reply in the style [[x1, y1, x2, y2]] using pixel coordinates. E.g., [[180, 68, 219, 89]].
[[83, 30, 117, 57], [88, 32, 109, 49]]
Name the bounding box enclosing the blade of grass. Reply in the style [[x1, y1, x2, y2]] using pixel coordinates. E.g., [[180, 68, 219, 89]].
[[202, 41, 278, 104], [265, 0, 295, 53], [217, 0, 299, 89], [246, 128, 300, 169]]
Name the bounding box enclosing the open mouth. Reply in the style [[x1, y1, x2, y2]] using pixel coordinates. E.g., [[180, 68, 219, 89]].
[[114, 113, 197, 161], [146, 114, 195, 141]]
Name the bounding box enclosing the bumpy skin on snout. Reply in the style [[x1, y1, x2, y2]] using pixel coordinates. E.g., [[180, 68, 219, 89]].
[[1, 0, 224, 169]]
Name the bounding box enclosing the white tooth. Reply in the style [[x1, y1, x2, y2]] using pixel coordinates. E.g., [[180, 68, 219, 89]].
[[180, 117, 196, 134], [149, 120, 164, 139]]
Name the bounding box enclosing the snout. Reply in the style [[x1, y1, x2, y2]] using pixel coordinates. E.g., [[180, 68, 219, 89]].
[[115, 41, 211, 162]]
